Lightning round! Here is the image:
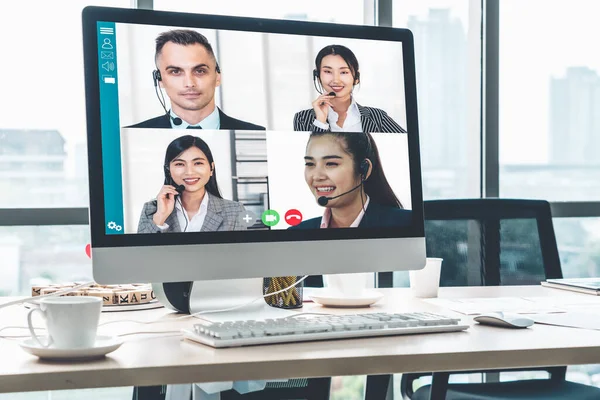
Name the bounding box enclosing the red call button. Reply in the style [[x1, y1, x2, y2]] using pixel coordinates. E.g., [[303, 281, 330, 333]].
[[284, 209, 303, 226]]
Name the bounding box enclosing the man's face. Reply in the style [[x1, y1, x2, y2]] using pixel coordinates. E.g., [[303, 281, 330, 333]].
[[156, 42, 221, 114]]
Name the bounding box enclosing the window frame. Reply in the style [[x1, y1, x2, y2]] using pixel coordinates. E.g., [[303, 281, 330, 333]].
[[1, 0, 598, 228]]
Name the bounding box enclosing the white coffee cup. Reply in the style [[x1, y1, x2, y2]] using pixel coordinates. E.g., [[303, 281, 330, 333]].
[[323, 273, 374, 297], [409, 258, 443, 298], [27, 296, 102, 349]]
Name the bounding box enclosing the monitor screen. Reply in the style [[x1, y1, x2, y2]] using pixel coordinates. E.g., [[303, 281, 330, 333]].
[[83, 7, 425, 284]]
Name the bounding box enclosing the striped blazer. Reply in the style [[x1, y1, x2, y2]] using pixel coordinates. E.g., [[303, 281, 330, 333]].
[[293, 104, 407, 133], [137, 192, 247, 233]]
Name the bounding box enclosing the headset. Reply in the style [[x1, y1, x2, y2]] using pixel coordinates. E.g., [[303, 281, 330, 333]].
[[153, 70, 183, 126], [162, 164, 187, 231], [316, 133, 372, 207]]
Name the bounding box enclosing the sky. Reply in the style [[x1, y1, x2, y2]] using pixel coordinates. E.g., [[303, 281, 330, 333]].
[[1, 0, 599, 174]]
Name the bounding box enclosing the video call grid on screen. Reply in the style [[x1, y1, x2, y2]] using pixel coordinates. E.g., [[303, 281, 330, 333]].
[[84, 8, 424, 246]]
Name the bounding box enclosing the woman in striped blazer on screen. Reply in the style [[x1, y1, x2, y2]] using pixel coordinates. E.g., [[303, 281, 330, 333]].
[[293, 44, 407, 134]]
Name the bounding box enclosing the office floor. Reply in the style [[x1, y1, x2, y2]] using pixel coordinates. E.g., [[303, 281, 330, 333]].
[[2, 367, 600, 399]]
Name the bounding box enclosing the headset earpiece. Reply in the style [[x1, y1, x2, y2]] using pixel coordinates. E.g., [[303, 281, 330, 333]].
[[153, 70, 162, 87], [163, 164, 171, 183], [313, 69, 318, 79], [360, 159, 369, 180]]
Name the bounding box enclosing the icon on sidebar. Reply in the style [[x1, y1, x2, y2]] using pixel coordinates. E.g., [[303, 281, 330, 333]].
[[261, 210, 280, 227], [101, 38, 114, 50], [102, 61, 115, 72], [284, 209, 303, 226], [107, 221, 122, 231]]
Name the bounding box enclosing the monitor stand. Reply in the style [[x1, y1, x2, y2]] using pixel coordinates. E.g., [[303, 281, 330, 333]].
[[188, 277, 264, 315], [154, 278, 301, 320]]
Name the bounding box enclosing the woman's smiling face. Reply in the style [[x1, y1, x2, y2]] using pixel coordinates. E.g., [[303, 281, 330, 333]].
[[169, 146, 213, 193], [318, 54, 356, 99], [304, 135, 361, 207]]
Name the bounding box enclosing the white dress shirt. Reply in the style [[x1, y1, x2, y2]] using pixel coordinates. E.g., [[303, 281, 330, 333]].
[[157, 193, 210, 232], [320, 196, 370, 228], [170, 107, 221, 129], [312, 97, 362, 132]]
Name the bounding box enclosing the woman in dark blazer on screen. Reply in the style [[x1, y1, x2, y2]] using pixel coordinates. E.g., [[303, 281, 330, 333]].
[[290, 131, 411, 230], [293, 44, 406, 134]]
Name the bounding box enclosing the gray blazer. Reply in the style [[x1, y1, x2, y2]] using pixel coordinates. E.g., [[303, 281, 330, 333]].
[[137, 193, 247, 233]]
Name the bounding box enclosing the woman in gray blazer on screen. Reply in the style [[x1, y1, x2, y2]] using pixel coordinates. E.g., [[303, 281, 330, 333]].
[[138, 135, 247, 233]]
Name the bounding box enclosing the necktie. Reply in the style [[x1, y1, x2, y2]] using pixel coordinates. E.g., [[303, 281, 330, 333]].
[[187, 125, 202, 129]]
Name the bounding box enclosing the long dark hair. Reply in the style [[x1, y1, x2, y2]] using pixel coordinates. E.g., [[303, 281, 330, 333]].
[[308, 131, 402, 208], [163, 135, 222, 199], [313, 44, 360, 93]]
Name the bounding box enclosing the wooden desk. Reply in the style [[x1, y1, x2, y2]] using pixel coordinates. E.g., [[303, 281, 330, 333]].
[[1, 286, 600, 394]]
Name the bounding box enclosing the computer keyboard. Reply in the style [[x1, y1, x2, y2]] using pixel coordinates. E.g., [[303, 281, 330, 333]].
[[182, 312, 469, 348]]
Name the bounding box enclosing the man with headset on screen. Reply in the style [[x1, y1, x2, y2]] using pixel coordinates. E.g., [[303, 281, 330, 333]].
[[128, 29, 265, 130]]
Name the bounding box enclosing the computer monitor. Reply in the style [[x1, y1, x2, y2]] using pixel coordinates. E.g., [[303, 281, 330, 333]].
[[82, 6, 426, 309]]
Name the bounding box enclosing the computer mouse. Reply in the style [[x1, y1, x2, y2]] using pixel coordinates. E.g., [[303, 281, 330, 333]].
[[474, 312, 534, 329]]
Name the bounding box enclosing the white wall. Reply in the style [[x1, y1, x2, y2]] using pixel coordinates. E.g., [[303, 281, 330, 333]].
[[120, 129, 233, 233], [266, 131, 411, 230]]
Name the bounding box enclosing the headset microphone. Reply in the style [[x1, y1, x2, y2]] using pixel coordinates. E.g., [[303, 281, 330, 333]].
[[317, 159, 369, 207], [317, 182, 362, 206], [163, 165, 186, 199], [153, 70, 183, 126]]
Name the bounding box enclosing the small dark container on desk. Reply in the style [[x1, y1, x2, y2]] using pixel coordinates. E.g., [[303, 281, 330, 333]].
[[263, 276, 303, 309]]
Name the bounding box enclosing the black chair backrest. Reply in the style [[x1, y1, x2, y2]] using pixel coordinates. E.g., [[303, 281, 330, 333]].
[[423, 199, 562, 286], [377, 198, 562, 288]]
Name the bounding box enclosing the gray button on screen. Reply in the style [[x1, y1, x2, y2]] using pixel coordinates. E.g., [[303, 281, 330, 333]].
[[238, 209, 258, 228]]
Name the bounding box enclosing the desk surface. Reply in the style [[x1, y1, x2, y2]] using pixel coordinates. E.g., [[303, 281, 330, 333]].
[[1, 286, 600, 394]]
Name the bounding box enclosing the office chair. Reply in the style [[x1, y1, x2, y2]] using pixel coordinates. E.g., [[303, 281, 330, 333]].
[[134, 378, 330, 400], [366, 198, 600, 400]]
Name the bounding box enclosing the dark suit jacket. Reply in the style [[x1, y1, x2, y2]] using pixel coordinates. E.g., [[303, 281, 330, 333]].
[[289, 202, 412, 230], [293, 104, 407, 133], [128, 108, 265, 130]]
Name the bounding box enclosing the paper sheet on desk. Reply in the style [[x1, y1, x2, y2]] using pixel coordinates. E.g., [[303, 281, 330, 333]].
[[424, 297, 565, 315], [524, 296, 600, 308], [532, 312, 600, 330]]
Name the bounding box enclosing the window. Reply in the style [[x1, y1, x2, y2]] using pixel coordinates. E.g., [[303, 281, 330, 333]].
[[0, 0, 132, 208], [499, 0, 600, 201], [154, 0, 367, 24], [394, 0, 481, 200], [554, 217, 600, 278], [0, 226, 92, 296]]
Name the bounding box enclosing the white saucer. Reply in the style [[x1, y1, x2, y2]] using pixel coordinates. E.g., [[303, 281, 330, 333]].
[[19, 335, 123, 360], [308, 288, 384, 307]]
